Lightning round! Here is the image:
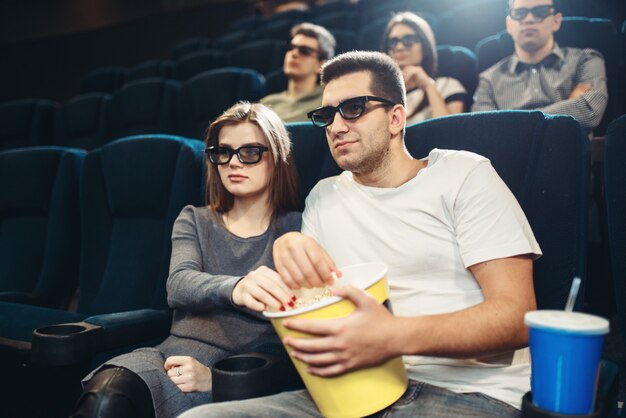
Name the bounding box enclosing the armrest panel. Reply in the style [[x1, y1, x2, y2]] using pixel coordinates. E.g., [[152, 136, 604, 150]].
[[84, 309, 172, 351], [30, 309, 171, 366]]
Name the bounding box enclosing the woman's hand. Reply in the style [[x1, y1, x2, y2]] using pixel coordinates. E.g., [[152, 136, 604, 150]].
[[402, 65, 436, 91], [232, 265, 295, 312], [164, 356, 212, 393]]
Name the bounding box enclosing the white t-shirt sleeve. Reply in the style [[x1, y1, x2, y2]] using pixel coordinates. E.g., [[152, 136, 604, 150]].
[[453, 160, 542, 267]]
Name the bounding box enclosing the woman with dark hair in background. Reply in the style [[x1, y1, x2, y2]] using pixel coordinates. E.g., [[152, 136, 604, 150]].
[[71, 102, 301, 418], [383, 12, 467, 124]]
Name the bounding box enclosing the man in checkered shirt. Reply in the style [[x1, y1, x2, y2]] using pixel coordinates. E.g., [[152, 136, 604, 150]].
[[472, 0, 608, 133]]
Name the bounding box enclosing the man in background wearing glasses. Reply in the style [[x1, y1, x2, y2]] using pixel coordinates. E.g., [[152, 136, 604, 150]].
[[472, 0, 607, 133], [180, 50, 541, 418], [260, 22, 336, 122]]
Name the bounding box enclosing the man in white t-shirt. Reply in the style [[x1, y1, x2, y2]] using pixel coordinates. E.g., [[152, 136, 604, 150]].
[[180, 51, 542, 418]]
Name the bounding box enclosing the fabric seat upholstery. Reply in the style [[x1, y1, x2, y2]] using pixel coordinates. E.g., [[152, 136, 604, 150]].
[[128, 60, 175, 82], [108, 78, 180, 141], [174, 50, 227, 81], [605, 115, 626, 346], [404, 110, 590, 310], [0, 135, 204, 418], [0, 134, 204, 349], [436, 45, 478, 109], [227, 40, 287, 75], [170, 37, 212, 60], [0, 99, 58, 150], [177, 67, 265, 139], [286, 122, 341, 209], [0, 147, 85, 308], [79, 66, 129, 94], [55, 93, 110, 150]]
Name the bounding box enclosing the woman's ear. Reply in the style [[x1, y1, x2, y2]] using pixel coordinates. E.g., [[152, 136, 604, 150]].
[[389, 104, 407, 136]]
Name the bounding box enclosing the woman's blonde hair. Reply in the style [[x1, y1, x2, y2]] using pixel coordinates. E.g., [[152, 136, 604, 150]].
[[204, 101, 300, 221]]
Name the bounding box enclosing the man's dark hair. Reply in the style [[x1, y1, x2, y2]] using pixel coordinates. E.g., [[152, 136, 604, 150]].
[[508, 0, 559, 11], [291, 22, 336, 61], [320, 51, 406, 107]]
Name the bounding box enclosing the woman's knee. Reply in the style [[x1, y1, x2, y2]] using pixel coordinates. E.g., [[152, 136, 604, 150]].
[[71, 366, 154, 418]]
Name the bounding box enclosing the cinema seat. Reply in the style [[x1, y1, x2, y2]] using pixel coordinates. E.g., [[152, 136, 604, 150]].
[[169, 37, 211, 60], [0, 146, 85, 308], [177, 67, 265, 139], [0, 134, 205, 418], [174, 50, 227, 81], [55, 93, 110, 150], [128, 60, 175, 82], [227, 40, 286, 75], [108, 78, 180, 140], [437, 45, 478, 109], [79, 66, 128, 94], [0, 99, 58, 150]]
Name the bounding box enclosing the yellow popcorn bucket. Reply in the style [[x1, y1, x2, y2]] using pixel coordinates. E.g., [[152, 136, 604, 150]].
[[264, 262, 408, 418]]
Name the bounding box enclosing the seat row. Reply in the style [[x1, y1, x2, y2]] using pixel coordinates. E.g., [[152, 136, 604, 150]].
[[1, 42, 481, 152], [2, 110, 622, 417], [85, 15, 624, 134], [221, 0, 503, 53], [224, 0, 623, 51], [90, 12, 625, 89], [0, 68, 265, 151]]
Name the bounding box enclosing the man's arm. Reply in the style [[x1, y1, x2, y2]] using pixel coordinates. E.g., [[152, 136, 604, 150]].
[[471, 74, 498, 112], [282, 253, 535, 377], [539, 50, 608, 131]]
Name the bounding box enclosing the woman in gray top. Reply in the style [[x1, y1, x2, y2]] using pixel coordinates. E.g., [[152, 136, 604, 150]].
[[72, 102, 302, 418]]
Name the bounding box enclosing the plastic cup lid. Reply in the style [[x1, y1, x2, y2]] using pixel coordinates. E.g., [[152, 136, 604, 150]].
[[524, 310, 609, 335]]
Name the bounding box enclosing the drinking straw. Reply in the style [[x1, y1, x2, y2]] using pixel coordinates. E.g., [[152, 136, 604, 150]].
[[564, 277, 581, 312]]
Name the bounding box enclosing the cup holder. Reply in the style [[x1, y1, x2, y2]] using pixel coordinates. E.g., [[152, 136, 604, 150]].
[[521, 392, 604, 418], [214, 356, 267, 372], [36, 324, 87, 336], [212, 352, 303, 402], [31, 321, 102, 366]]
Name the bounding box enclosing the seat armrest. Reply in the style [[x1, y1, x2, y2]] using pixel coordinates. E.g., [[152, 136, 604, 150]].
[[84, 309, 172, 351], [30, 309, 171, 366]]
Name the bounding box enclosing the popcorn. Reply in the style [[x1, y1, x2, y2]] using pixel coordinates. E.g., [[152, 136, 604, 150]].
[[290, 286, 334, 310]]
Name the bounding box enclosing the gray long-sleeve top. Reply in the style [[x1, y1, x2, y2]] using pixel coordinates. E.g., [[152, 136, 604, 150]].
[[167, 205, 301, 353]]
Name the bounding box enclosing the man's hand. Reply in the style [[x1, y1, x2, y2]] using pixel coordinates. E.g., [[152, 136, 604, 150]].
[[568, 83, 592, 100], [282, 285, 399, 377], [232, 265, 295, 312], [164, 356, 212, 393], [273, 232, 341, 289]]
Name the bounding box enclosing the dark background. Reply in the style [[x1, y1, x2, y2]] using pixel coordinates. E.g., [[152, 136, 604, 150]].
[[0, 0, 624, 104], [0, 0, 251, 102]]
